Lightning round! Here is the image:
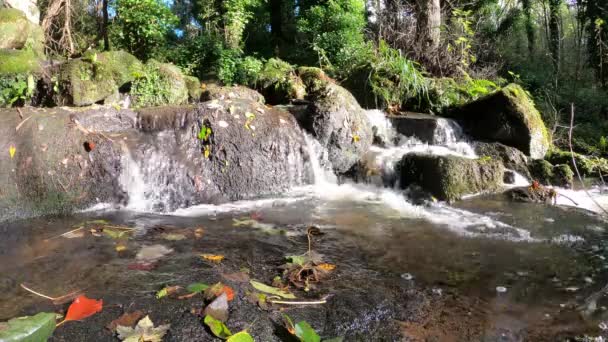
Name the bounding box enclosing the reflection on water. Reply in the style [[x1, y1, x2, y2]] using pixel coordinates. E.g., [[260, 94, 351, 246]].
[[1, 194, 608, 339]]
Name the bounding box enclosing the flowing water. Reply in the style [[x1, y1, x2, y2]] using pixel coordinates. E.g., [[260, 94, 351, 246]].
[[3, 111, 608, 340]]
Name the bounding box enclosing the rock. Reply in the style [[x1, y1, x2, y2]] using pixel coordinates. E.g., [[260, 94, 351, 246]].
[[59, 51, 144, 106], [203, 293, 229, 322], [0, 48, 42, 75], [445, 84, 550, 159], [503, 170, 516, 184], [545, 149, 597, 176], [0, 8, 44, 54], [388, 113, 467, 145], [131, 60, 189, 107], [528, 159, 574, 188], [256, 58, 305, 104], [473, 141, 530, 178], [3, 0, 39, 24], [506, 186, 555, 203], [131, 99, 312, 210], [295, 67, 373, 173], [201, 84, 265, 104], [0, 107, 127, 222], [399, 154, 504, 201], [185, 76, 202, 102]]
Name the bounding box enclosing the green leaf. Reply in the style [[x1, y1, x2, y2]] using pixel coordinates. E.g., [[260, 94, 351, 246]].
[[250, 280, 296, 299], [294, 321, 320, 342], [156, 287, 169, 299], [286, 255, 308, 266], [187, 283, 209, 293], [226, 331, 254, 342], [103, 228, 129, 239], [204, 315, 232, 339], [0, 312, 56, 342]]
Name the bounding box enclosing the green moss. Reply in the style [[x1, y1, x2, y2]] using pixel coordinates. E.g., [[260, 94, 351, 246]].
[[0, 49, 41, 75], [253, 58, 305, 104], [60, 50, 144, 106], [552, 164, 574, 187], [416, 77, 498, 114], [528, 159, 554, 184], [0, 9, 44, 55], [185, 75, 202, 102], [297, 66, 331, 94], [502, 84, 551, 148], [131, 60, 189, 107], [545, 149, 600, 176], [400, 154, 503, 202]]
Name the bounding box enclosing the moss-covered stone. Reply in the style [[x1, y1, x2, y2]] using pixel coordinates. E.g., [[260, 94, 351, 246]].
[[399, 154, 504, 202], [60, 51, 143, 106], [445, 83, 551, 159], [528, 159, 554, 185], [130, 59, 189, 107], [545, 149, 597, 176], [553, 164, 574, 188], [0, 48, 41, 75], [297, 67, 333, 94], [255, 58, 306, 104], [0, 8, 44, 55], [185, 75, 202, 102]]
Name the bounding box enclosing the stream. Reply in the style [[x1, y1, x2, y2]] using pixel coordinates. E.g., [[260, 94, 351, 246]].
[[2, 111, 608, 341]]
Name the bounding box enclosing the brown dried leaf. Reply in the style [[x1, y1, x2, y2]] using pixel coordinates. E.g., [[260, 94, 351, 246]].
[[106, 310, 144, 332]]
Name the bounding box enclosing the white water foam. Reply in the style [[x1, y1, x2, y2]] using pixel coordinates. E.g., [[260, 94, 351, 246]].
[[554, 186, 608, 214]]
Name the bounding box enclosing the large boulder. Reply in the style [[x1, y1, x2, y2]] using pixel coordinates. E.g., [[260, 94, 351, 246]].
[[528, 159, 574, 188], [256, 58, 306, 104], [0, 107, 129, 221], [296, 67, 373, 173], [545, 149, 599, 177], [473, 141, 530, 178], [3, 0, 40, 24], [399, 154, 504, 201], [0, 100, 313, 219], [201, 83, 265, 103], [130, 99, 312, 210], [0, 8, 43, 53], [59, 51, 144, 106], [131, 59, 189, 107], [445, 84, 550, 159]]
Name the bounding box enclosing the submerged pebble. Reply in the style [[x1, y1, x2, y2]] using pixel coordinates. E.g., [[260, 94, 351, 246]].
[[496, 286, 507, 293], [401, 273, 414, 281]]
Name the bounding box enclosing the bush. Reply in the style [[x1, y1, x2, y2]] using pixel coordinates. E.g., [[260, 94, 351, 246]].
[[215, 49, 242, 85], [414, 77, 499, 114], [111, 0, 178, 61], [0, 74, 35, 107], [131, 60, 189, 107], [166, 32, 225, 79]]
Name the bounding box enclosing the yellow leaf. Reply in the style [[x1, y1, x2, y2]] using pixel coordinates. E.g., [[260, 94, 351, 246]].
[[352, 135, 360, 143], [201, 254, 224, 263], [317, 263, 336, 271], [9, 145, 16, 158], [204, 148, 210, 159], [115, 245, 127, 252]]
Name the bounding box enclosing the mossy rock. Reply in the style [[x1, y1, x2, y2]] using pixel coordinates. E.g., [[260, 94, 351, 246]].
[[59, 51, 143, 106], [0, 48, 41, 75], [297, 67, 333, 94], [529, 158, 574, 187], [255, 58, 306, 104], [399, 154, 504, 202], [0, 8, 44, 55], [185, 75, 202, 102], [445, 83, 550, 159], [131, 60, 189, 107], [545, 149, 597, 176]]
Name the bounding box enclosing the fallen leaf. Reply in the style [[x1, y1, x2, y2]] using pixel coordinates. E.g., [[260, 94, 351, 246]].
[[227, 331, 254, 342], [201, 254, 224, 263], [115, 245, 127, 252], [104, 228, 130, 239], [203, 315, 231, 339], [61, 295, 103, 324], [294, 321, 321, 342], [204, 282, 233, 301], [106, 311, 144, 332], [194, 228, 204, 239], [136, 245, 173, 262], [9, 145, 16, 159], [317, 263, 336, 272], [187, 283, 209, 294], [156, 286, 181, 299], [222, 286, 235, 301], [0, 312, 56, 342], [116, 315, 170, 342], [250, 280, 296, 299]]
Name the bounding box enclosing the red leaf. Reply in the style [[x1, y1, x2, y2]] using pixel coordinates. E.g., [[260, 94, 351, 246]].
[[222, 286, 235, 301], [64, 295, 103, 322]]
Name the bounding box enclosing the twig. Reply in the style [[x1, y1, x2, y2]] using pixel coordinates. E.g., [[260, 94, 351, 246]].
[[45, 227, 84, 240], [268, 296, 328, 305], [20, 283, 83, 304], [557, 192, 578, 206], [568, 103, 608, 216], [17, 108, 23, 119], [15, 115, 32, 132]]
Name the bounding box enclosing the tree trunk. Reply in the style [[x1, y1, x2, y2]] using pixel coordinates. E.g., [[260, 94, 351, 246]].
[[548, 0, 561, 73], [269, 0, 283, 54], [102, 0, 109, 50], [416, 0, 441, 52], [522, 0, 535, 56]]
